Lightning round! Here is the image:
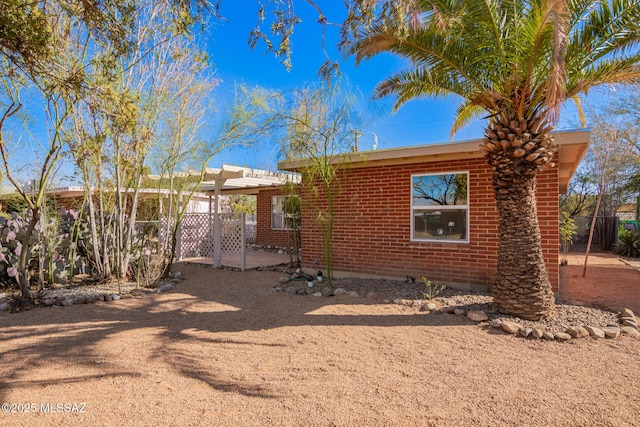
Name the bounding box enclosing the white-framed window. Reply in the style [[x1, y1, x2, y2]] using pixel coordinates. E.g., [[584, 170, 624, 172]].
[[271, 196, 286, 230], [271, 195, 300, 230], [411, 172, 469, 243]]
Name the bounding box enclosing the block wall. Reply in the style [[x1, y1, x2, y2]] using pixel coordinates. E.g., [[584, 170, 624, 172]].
[[299, 158, 560, 291]]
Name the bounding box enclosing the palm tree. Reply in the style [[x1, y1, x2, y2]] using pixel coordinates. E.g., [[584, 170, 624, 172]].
[[349, 0, 640, 320]]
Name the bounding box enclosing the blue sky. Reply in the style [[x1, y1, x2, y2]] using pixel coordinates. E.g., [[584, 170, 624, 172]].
[[206, 2, 488, 170]]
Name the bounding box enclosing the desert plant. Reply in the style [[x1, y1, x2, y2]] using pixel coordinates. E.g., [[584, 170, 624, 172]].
[[421, 276, 446, 300], [614, 231, 640, 258]]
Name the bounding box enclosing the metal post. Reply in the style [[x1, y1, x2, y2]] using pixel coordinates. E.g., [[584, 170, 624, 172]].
[[214, 180, 222, 268]]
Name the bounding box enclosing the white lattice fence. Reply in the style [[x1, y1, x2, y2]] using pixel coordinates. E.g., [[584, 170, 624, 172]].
[[164, 212, 247, 269], [220, 213, 242, 253], [175, 213, 215, 259]]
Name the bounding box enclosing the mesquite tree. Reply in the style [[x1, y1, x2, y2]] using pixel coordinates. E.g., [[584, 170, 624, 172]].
[[275, 81, 366, 285]]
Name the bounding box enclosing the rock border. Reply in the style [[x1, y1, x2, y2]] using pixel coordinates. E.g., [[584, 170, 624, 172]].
[[0, 271, 186, 313]]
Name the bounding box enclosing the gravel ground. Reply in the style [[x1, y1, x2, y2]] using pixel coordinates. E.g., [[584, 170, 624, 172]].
[[329, 277, 621, 331], [1, 261, 639, 426]]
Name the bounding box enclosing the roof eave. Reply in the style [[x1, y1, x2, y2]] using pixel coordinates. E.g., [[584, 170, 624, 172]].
[[278, 129, 590, 194]]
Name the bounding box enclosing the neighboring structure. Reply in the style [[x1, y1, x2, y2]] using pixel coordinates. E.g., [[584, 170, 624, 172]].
[[279, 130, 590, 292], [617, 203, 638, 221], [44, 186, 212, 220]]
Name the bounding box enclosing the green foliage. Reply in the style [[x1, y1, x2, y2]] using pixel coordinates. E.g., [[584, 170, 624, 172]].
[[421, 276, 445, 300], [0, 194, 29, 215], [228, 194, 256, 215], [614, 230, 640, 258], [560, 212, 578, 263]]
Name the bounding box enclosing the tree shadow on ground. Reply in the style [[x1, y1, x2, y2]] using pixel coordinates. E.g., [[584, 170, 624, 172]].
[[0, 264, 510, 403]]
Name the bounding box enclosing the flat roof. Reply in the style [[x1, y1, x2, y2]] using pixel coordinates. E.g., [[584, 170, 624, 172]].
[[198, 164, 300, 195], [278, 129, 590, 193]]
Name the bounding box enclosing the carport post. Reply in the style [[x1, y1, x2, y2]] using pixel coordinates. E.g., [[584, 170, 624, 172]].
[[214, 180, 222, 268], [241, 212, 246, 271]]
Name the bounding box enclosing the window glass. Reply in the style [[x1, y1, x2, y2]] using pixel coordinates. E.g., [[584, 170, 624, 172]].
[[271, 196, 284, 229], [411, 173, 469, 242]]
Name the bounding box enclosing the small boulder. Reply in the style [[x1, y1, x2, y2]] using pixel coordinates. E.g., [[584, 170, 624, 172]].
[[157, 284, 173, 293], [366, 291, 377, 300], [279, 276, 290, 284], [333, 288, 346, 296], [501, 321, 521, 335], [311, 292, 323, 297], [0, 301, 9, 312], [621, 319, 638, 330], [520, 328, 533, 338], [347, 291, 359, 298], [467, 310, 489, 322], [273, 287, 283, 293], [555, 332, 572, 341], [602, 326, 621, 338], [584, 326, 605, 339], [543, 332, 555, 340], [621, 308, 635, 318], [61, 297, 74, 306], [110, 294, 121, 301], [453, 308, 466, 316], [286, 287, 297, 295], [566, 326, 589, 339], [130, 288, 144, 297], [489, 319, 503, 328], [421, 302, 437, 312], [321, 288, 334, 297], [621, 326, 640, 338], [532, 328, 544, 339]]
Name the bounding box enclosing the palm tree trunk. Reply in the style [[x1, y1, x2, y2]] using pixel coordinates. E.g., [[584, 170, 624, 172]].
[[492, 170, 555, 319], [484, 117, 556, 320]]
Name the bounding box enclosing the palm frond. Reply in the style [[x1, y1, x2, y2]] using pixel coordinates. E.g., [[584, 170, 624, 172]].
[[451, 101, 486, 138], [568, 94, 586, 127], [348, 0, 640, 129], [374, 66, 480, 111], [567, 56, 640, 97]]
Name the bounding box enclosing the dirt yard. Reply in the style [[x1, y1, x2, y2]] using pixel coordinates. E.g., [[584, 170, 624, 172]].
[[1, 259, 639, 426], [560, 252, 640, 314]]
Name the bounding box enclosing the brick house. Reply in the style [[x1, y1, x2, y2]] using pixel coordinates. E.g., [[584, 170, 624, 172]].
[[278, 130, 589, 292]]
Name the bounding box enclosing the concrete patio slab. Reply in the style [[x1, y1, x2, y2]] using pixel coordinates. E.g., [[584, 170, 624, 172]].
[[181, 248, 292, 270]]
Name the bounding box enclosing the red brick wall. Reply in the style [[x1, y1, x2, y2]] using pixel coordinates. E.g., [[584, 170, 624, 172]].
[[256, 188, 293, 247], [299, 158, 560, 292]]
